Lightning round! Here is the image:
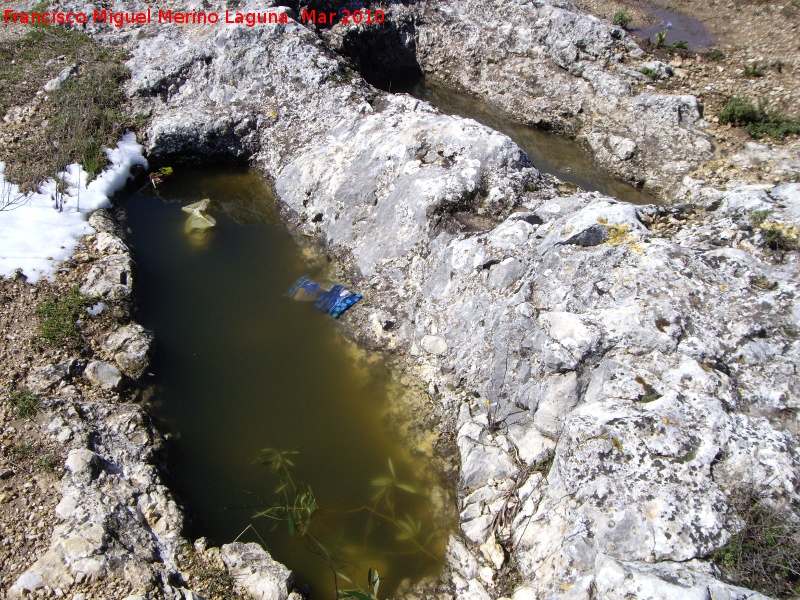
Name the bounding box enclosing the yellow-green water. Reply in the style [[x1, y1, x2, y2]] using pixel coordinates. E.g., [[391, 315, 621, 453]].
[[124, 167, 454, 598]]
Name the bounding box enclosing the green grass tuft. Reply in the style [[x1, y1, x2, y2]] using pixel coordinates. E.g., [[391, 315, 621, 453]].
[[640, 66, 658, 79], [719, 97, 800, 140], [712, 487, 800, 596], [0, 24, 139, 191], [35, 286, 92, 348], [9, 389, 41, 419], [743, 64, 766, 78], [612, 9, 633, 29]]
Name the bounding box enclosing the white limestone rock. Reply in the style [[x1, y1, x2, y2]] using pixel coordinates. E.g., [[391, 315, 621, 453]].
[[104, 323, 154, 379], [221, 542, 293, 600], [83, 360, 123, 390], [80, 254, 133, 300]]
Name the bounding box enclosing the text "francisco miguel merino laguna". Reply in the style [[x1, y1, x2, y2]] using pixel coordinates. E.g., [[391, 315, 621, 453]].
[[3, 8, 387, 27]]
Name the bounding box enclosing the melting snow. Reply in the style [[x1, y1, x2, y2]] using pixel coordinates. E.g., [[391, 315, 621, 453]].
[[0, 132, 147, 283]]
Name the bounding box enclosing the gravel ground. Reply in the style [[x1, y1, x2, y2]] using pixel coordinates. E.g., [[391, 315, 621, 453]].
[[573, 0, 800, 188]]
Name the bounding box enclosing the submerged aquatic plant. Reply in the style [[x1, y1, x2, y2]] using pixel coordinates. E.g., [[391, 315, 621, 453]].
[[338, 568, 382, 600], [253, 449, 440, 594], [254, 447, 316, 537]]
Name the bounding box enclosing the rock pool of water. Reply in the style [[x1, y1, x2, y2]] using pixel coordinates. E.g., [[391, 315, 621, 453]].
[[410, 80, 657, 205], [123, 167, 453, 597]]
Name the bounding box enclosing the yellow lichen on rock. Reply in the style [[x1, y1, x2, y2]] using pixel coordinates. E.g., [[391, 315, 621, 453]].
[[601, 222, 644, 253]]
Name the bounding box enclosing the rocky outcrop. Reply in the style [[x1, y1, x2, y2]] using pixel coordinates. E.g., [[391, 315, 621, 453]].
[[8, 224, 178, 597], [285, 143, 800, 597], [325, 0, 713, 196], [104, 324, 155, 379], [35, 1, 800, 598]]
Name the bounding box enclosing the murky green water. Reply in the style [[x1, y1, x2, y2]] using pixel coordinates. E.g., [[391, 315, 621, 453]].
[[124, 167, 453, 598], [411, 80, 656, 205]]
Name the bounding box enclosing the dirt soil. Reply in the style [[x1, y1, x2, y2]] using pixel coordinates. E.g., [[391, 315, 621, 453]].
[[0, 245, 124, 596], [574, 0, 800, 188]]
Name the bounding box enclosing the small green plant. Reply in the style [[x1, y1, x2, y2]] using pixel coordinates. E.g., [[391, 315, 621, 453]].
[[743, 64, 766, 78], [635, 376, 662, 403], [612, 8, 633, 29], [10, 389, 40, 419], [195, 566, 239, 599], [181, 547, 243, 599], [673, 40, 689, 50], [35, 286, 91, 347], [640, 66, 658, 79], [719, 97, 800, 140], [37, 455, 55, 472], [712, 487, 800, 596], [8, 442, 35, 457], [749, 209, 799, 252], [655, 28, 667, 47], [749, 209, 771, 228], [760, 223, 799, 252], [720, 97, 763, 125], [531, 450, 555, 475], [705, 48, 726, 62]]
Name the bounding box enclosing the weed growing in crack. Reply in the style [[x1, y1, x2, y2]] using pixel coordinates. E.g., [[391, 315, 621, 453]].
[[640, 66, 658, 79], [748, 209, 800, 253], [612, 9, 633, 29]]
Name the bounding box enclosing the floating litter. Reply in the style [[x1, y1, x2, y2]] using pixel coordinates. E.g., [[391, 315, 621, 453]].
[[288, 276, 362, 318]]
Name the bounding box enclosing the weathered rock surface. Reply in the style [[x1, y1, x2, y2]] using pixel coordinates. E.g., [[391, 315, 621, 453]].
[[79, 253, 133, 300], [329, 0, 713, 195], [9, 400, 182, 597], [104, 323, 154, 379], [221, 542, 294, 600], [83, 360, 123, 390], [36, 1, 800, 598]]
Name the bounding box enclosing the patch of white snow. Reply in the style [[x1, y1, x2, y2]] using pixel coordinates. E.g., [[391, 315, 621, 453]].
[[0, 132, 146, 282]]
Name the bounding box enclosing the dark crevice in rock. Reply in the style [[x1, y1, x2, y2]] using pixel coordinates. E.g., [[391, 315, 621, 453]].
[[334, 17, 423, 92], [145, 124, 255, 166], [284, 0, 422, 30], [308, 2, 424, 91]]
